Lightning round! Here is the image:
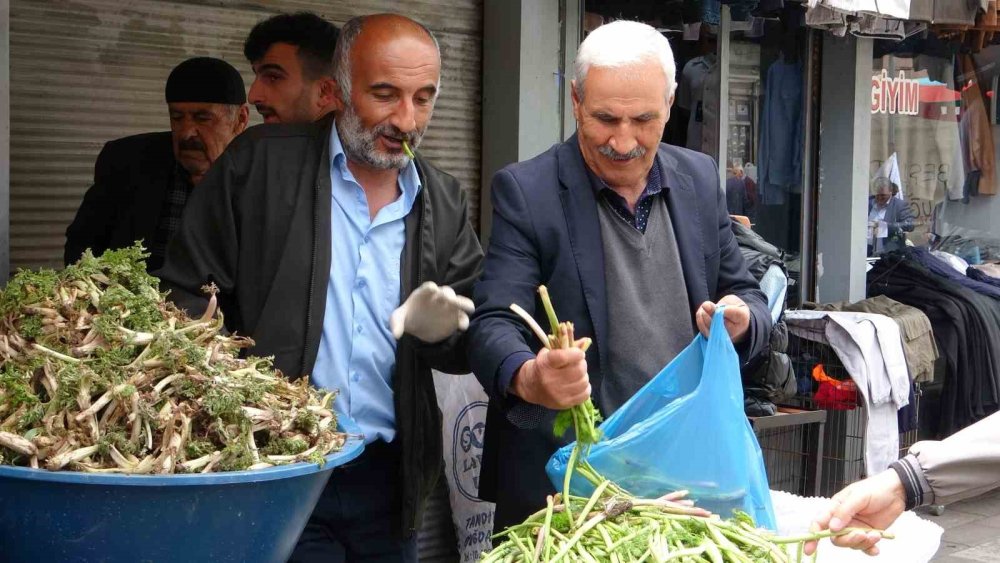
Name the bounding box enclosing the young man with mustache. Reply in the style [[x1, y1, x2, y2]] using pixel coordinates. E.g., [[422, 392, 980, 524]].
[[157, 14, 482, 562], [244, 12, 340, 124], [64, 57, 249, 272], [467, 20, 771, 529]]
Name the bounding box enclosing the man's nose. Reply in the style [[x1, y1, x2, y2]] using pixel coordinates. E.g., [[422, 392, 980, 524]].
[[389, 98, 417, 134], [608, 132, 638, 156], [248, 78, 264, 104], [182, 123, 201, 142], [176, 119, 198, 141]]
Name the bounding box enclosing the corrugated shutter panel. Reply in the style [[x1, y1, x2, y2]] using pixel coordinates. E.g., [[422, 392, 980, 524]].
[[418, 469, 461, 562], [9, 0, 481, 272]]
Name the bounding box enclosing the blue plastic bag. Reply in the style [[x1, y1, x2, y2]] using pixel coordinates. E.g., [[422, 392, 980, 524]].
[[546, 307, 777, 529]]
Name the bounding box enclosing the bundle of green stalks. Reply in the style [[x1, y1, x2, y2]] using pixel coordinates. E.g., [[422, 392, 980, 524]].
[[0, 245, 344, 474], [492, 286, 893, 563]]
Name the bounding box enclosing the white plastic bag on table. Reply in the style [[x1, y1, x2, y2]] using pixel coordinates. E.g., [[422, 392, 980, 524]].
[[771, 490, 943, 563], [432, 371, 495, 562]]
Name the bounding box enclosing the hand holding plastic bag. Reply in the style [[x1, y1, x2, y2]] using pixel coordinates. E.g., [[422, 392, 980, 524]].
[[546, 307, 777, 529]]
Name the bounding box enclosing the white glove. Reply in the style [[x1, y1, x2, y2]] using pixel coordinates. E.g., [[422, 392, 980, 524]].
[[390, 281, 475, 343]]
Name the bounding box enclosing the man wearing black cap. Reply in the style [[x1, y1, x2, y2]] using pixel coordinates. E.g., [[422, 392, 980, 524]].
[[64, 57, 249, 271], [244, 12, 339, 124]]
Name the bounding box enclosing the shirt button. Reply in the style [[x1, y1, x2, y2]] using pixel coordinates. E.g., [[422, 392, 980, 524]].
[[356, 325, 363, 334], [357, 279, 366, 289], [352, 373, 361, 383], [363, 235, 370, 244]]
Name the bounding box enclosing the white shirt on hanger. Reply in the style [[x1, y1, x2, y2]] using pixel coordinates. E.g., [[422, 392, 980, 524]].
[[809, 0, 911, 19]]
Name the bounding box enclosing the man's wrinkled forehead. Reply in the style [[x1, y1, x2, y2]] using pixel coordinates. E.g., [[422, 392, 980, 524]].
[[349, 16, 440, 76], [168, 102, 229, 116]]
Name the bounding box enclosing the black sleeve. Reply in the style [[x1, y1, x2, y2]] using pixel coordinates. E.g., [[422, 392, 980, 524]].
[[711, 166, 772, 365], [466, 168, 550, 428], [155, 148, 241, 322], [409, 185, 484, 374], [893, 202, 916, 233], [64, 143, 123, 265]]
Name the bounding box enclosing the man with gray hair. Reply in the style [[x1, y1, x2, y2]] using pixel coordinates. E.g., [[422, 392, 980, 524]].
[[868, 176, 914, 255], [158, 13, 482, 562], [467, 20, 770, 528]]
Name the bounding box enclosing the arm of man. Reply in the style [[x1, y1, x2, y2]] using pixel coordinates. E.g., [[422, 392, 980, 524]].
[[399, 185, 484, 374], [65, 142, 124, 265], [704, 172, 771, 363], [467, 169, 591, 425], [892, 200, 916, 233], [894, 410, 1000, 509], [155, 148, 240, 322], [467, 169, 542, 402], [805, 411, 1000, 556]]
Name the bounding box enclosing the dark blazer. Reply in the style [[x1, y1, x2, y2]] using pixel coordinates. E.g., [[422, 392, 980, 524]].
[[467, 135, 770, 529], [64, 132, 175, 270], [867, 196, 915, 254]]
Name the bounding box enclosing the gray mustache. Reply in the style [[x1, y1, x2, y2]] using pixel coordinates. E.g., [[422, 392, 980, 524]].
[[179, 139, 205, 151], [374, 124, 414, 144], [598, 144, 646, 161]]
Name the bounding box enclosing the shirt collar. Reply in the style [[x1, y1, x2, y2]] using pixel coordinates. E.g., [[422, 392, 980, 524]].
[[585, 152, 666, 203], [173, 163, 193, 191], [328, 119, 423, 205]]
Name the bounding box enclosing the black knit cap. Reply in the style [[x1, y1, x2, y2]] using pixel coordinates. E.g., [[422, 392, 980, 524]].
[[165, 57, 247, 105]]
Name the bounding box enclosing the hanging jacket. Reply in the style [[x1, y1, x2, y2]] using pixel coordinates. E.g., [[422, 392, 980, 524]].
[[731, 223, 796, 412]]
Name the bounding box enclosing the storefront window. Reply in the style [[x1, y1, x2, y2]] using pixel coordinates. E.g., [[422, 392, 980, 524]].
[[672, 25, 721, 162], [721, 19, 810, 304], [870, 41, 1000, 266]]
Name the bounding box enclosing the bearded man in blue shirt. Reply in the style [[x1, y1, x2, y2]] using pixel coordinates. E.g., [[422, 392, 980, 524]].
[[158, 14, 483, 562]]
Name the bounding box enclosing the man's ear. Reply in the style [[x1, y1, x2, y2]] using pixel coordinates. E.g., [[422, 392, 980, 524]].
[[320, 78, 342, 112], [236, 104, 250, 133], [570, 79, 582, 122]]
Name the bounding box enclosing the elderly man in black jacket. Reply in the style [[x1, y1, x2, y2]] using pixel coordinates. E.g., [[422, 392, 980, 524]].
[[158, 14, 482, 563], [64, 57, 249, 271]]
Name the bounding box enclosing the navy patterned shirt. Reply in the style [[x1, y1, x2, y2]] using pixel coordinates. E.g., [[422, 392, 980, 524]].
[[150, 164, 193, 268], [588, 160, 664, 234]]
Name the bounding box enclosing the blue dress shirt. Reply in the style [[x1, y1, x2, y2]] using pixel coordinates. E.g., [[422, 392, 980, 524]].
[[310, 122, 422, 444]]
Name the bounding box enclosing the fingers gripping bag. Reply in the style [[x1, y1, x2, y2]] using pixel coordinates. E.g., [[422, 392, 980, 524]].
[[546, 307, 777, 529]]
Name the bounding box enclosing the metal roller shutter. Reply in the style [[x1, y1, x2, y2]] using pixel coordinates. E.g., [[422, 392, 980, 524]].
[[10, 1, 481, 560], [9, 0, 482, 273]]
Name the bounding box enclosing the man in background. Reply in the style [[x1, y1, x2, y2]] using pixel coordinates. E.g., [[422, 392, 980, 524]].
[[244, 12, 339, 124], [868, 176, 914, 256], [64, 57, 248, 271]]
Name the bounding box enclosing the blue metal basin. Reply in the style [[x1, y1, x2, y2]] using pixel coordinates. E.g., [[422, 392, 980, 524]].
[[0, 419, 364, 563]]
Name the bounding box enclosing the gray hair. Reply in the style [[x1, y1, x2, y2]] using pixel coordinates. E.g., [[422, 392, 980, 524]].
[[333, 15, 441, 100], [873, 176, 894, 195], [224, 104, 243, 121], [574, 20, 677, 103]]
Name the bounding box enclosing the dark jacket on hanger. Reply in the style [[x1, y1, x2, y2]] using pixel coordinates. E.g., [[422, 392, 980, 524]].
[[869, 251, 1000, 436]]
